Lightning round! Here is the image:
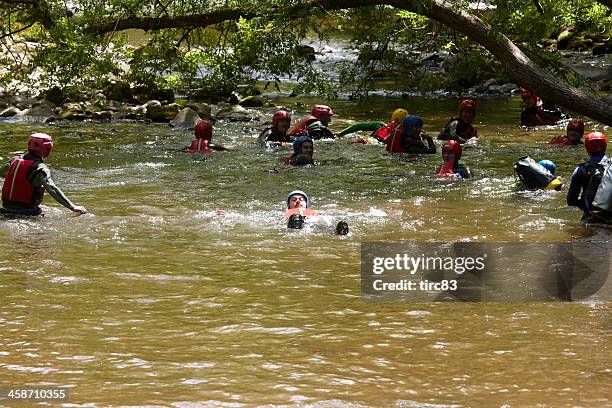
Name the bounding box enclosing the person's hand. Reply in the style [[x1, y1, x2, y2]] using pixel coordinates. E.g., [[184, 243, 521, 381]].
[[73, 206, 87, 215]]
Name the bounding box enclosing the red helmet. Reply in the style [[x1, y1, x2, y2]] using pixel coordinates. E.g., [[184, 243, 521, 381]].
[[311, 104, 333, 119], [585, 131, 607, 154], [520, 87, 535, 100], [442, 140, 462, 160], [566, 118, 585, 132], [272, 110, 291, 128], [28, 133, 54, 158], [459, 99, 476, 115], [194, 120, 213, 140]]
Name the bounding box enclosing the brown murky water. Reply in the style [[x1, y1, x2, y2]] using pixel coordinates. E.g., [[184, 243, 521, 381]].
[[0, 96, 609, 407]]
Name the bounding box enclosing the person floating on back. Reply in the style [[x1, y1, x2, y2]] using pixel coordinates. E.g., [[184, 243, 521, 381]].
[[437, 99, 478, 144], [567, 131, 611, 223], [258, 110, 292, 147], [549, 118, 585, 147], [520, 88, 562, 127], [514, 156, 563, 191], [1, 133, 87, 217], [386, 115, 436, 154], [434, 140, 472, 179], [285, 190, 348, 235], [288, 104, 335, 140], [284, 136, 314, 166], [336, 108, 408, 144], [187, 120, 229, 154]]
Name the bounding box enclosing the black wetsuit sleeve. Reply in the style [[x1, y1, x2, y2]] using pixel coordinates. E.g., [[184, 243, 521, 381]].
[[566, 166, 586, 210], [403, 133, 436, 154], [438, 119, 466, 143], [0, 162, 8, 178], [31, 168, 78, 211]]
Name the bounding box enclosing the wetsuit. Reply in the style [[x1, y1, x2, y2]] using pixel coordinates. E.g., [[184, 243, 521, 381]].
[[1, 152, 80, 216], [438, 118, 477, 144], [521, 105, 562, 126], [305, 120, 335, 140], [567, 154, 610, 222], [401, 133, 436, 154], [257, 127, 290, 147]]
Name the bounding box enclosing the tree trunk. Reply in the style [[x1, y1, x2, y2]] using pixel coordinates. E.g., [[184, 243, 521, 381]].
[[82, 0, 611, 126]]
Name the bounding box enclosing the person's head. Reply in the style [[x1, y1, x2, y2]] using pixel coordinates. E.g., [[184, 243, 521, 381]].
[[311, 104, 333, 126], [566, 118, 585, 142], [403, 115, 424, 137], [28, 133, 54, 158], [287, 190, 310, 209], [194, 120, 213, 141], [272, 110, 291, 133], [520, 88, 538, 108], [459, 99, 476, 124], [293, 136, 314, 157], [391, 108, 408, 122], [442, 140, 462, 163], [585, 131, 607, 155], [538, 159, 556, 175]]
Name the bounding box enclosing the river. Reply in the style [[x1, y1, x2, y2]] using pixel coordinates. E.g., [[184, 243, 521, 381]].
[[0, 96, 609, 407]]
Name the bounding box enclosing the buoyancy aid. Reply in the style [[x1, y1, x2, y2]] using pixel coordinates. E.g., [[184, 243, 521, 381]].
[[2, 156, 45, 208], [189, 138, 215, 154]]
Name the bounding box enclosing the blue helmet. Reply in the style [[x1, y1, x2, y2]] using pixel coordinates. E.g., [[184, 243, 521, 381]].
[[402, 115, 424, 137], [287, 190, 310, 208], [292, 136, 313, 155], [538, 159, 556, 175]]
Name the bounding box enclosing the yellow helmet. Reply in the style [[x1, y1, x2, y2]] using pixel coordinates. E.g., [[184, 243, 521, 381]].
[[391, 108, 408, 122]]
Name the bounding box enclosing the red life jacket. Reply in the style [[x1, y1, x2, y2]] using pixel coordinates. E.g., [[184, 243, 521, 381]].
[[1, 156, 45, 207], [374, 120, 401, 142], [438, 118, 477, 141], [189, 138, 214, 154], [434, 162, 456, 177], [288, 115, 318, 136], [385, 124, 406, 153], [549, 135, 574, 146]]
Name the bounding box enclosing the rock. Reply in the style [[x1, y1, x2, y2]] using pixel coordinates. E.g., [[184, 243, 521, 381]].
[[598, 80, 612, 92], [91, 111, 112, 120], [571, 63, 612, 81], [215, 105, 254, 122], [567, 36, 593, 51], [170, 107, 201, 128], [593, 42, 612, 56], [0, 107, 20, 117], [9, 95, 38, 109], [295, 45, 316, 61], [107, 100, 124, 111], [185, 102, 212, 118], [145, 103, 182, 122], [499, 83, 518, 94], [557, 27, 576, 49], [487, 84, 502, 93], [20, 99, 57, 117], [238, 95, 264, 107], [103, 81, 133, 102], [43, 86, 65, 105], [133, 86, 175, 104], [143, 100, 162, 109], [122, 105, 145, 119]]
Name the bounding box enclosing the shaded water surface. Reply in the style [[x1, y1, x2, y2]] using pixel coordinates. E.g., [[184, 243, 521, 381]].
[[0, 97, 609, 407]]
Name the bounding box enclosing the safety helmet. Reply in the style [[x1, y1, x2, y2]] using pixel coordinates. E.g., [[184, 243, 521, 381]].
[[391, 108, 408, 122], [566, 118, 585, 133], [194, 120, 213, 140], [538, 159, 556, 175], [442, 140, 462, 160], [28, 133, 54, 158], [459, 99, 476, 115], [585, 131, 607, 154], [311, 105, 333, 119], [292, 135, 313, 155], [272, 110, 291, 128], [287, 190, 310, 208], [520, 87, 535, 100]]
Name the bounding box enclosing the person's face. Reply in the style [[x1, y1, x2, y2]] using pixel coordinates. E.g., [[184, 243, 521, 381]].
[[460, 110, 474, 124], [567, 130, 582, 142], [289, 194, 307, 209], [319, 113, 331, 126], [301, 141, 314, 156], [411, 125, 422, 137], [442, 150, 456, 163], [276, 118, 290, 133]]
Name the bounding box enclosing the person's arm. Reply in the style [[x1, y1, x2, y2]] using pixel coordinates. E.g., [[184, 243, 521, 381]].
[[32, 171, 87, 214], [337, 121, 385, 137], [438, 120, 466, 143], [566, 167, 585, 210], [0, 162, 8, 178]]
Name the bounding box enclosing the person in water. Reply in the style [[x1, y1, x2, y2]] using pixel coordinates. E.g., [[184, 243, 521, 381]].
[[1, 133, 87, 216], [336, 108, 409, 144], [285, 190, 348, 234], [514, 156, 563, 191], [438, 99, 478, 144], [288, 104, 335, 140], [258, 110, 292, 147], [187, 120, 230, 153], [567, 131, 610, 223], [386, 115, 436, 154], [549, 118, 585, 146], [434, 140, 472, 179], [284, 136, 314, 166], [520, 88, 562, 127]]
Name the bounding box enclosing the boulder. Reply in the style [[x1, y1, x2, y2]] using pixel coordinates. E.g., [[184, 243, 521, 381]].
[[170, 107, 201, 128], [295, 45, 316, 61], [0, 107, 20, 117], [185, 102, 212, 118], [43, 86, 65, 105], [145, 103, 182, 122], [20, 99, 57, 117], [91, 111, 113, 120], [499, 83, 518, 94], [103, 81, 133, 102], [238, 95, 264, 107], [215, 105, 254, 122], [593, 42, 612, 56]]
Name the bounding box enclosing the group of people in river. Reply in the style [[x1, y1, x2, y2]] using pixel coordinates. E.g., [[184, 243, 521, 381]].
[[1, 87, 611, 228]]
